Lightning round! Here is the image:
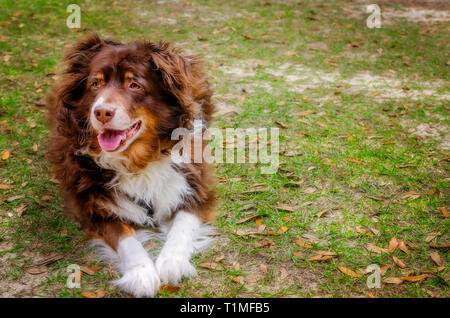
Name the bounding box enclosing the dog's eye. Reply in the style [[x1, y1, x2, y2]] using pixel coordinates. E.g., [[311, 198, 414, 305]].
[[91, 80, 101, 89], [128, 82, 142, 90]]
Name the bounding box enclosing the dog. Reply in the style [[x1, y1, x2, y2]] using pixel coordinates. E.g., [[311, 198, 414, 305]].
[[46, 35, 216, 297]]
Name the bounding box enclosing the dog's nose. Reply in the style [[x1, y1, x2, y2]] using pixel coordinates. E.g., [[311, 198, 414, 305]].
[[94, 107, 116, 124]]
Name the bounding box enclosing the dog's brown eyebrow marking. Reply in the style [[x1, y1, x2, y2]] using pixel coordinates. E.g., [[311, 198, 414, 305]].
[[124, 71, 135, 80], [90, 71, 106, 88], [96, 71, 105, 80]]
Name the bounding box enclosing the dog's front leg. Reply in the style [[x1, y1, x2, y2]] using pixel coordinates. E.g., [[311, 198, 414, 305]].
[[91, 221, 160, 297], [156, 211, 207, 285]]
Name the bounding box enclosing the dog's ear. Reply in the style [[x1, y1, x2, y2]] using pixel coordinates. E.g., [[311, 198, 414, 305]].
[[147, 42, 208, 126], [47, 35, 107, 142], [64, 34, 105, 73], [57, 34, 108, 111], [148, 42, 193, 91]]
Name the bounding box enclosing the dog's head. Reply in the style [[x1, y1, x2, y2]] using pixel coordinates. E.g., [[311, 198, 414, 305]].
[[51, 35, 213, 169]]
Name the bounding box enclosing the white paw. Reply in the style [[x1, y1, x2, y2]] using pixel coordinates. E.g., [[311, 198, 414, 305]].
[[113, 263, 161, 298], [156, 252, 196, 285]]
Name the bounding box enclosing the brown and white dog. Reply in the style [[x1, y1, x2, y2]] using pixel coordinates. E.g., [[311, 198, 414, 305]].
[[46, 35, 216, 297]]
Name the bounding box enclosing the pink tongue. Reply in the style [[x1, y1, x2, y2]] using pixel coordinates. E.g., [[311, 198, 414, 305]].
[[97, 130, 126, 151]]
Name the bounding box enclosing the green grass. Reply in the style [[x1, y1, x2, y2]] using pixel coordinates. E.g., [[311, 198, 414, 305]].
[[0, 0, 449, 298]]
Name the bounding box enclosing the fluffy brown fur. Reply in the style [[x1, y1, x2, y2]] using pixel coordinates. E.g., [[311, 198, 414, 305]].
[[47, 35, 216, 251]]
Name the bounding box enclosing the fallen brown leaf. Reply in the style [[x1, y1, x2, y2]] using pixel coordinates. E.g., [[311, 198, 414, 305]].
[[355, 226, 366, 235], [355, 226, 373, 237], [295, 110, 315, 117], [255, 239, 275, 248], [24, 265, 47, 275], [234, 229, 265, 237], [275, 204, 295, 212], [316, 250, 337, 256], [425, 233, 440, 243], [198, 262, 223, 271], [338, 266, 361, 278], [14, 203, 27, 217], [254, 217, 263, 226], [388, 237, 399, 252], [400, 274, 430, 282], [236, 212, 259, 224], [246, 276, 262, 283], [237, 203, 254, 211], [284, 181, 304, 187], [0, 184, 14, 190], [370, 228, 380, 236], [241, 188, 269, 194], [40, 195, 54, 201], [274, 121, 288, 129], [380, 265, 390, 276], [398, 241, 410, 254], [429, 252, 443, 267], [401, 191, 421, 199], [383, 277, 403, 284], [295, 239, 313, 249], [405, 241, 418, 248], [307, 254, 333, 262], [1, 150, 10, 160], [426, 188, 441, 197], [96, 290, 106, 298], [315, 210, 328, 218], [430, 243, 450, 249], [365, 292, 377, 298], [80, 266, 95, 275], [293, 251, 305, 258], [438, 207, 448, 217], [316, 121, 328, 128], [393, 256, 407, 269], [81, 291, 98, 298], [144, 241, 153, 249], [3, 195, 24, 202], [399, 163, 416, 168], [277, 226, 288, 234], [159, 284, 181, 293], [229, 275, 244, 284], [423, 289, 436, 298], [347, 158, 363, 164], [284, 51, 296, 58], [26, 254, 64, 269], [366, 243, 388, 254]]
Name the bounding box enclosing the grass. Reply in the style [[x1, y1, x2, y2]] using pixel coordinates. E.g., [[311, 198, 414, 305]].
[[0, 0, 449, 298]]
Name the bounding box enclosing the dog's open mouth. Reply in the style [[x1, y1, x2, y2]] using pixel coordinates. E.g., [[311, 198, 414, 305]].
[[97, 121, 142, 152]]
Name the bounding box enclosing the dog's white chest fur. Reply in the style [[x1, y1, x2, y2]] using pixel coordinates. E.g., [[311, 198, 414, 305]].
[[97, 154, 191, 225], [118, 158, 191, 218]]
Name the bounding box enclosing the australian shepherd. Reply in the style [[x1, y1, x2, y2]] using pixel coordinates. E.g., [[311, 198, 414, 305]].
[[46, 35, 216, 297]]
